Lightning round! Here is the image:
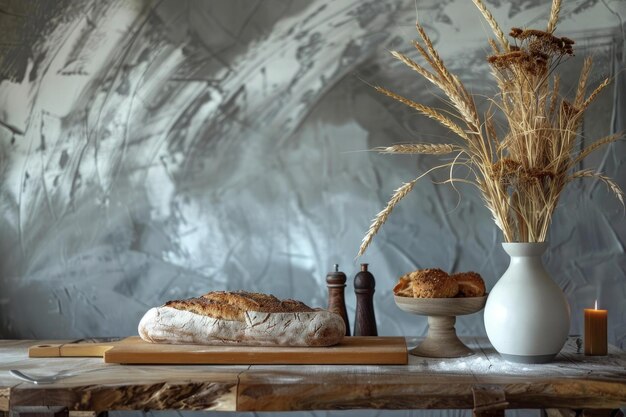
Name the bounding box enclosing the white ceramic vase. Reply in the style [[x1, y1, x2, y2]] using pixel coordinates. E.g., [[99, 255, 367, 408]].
[[484, 242, 570, 363]]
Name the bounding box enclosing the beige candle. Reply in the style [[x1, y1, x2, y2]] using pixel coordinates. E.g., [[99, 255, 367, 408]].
[[584, 300, 607, 356]]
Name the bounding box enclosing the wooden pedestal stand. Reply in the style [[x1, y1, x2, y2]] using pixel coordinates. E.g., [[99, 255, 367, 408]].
[[394, 295, 488, 358]]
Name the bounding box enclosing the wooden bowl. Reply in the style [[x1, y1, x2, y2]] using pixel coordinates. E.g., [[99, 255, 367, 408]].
[[394, 295, 488, 358]]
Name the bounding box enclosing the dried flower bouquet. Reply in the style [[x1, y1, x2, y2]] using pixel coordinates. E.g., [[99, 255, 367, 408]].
[[358, 0, 623, 256]]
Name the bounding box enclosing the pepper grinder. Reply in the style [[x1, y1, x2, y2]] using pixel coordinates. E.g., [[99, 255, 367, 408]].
[[326, 264, 350, 336], [353, 263, 377, 336]]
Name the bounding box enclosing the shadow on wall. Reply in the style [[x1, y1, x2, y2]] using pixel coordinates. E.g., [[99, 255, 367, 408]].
[[0, 0, 624, 355]]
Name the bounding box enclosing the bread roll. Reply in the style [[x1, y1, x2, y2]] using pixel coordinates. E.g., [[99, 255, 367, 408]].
[[393, 275, 413, 297], [410, 268, 459, 298], [138, 291, 345, 347], [394, 268, 459, 298], [451, 271, 486, 297]]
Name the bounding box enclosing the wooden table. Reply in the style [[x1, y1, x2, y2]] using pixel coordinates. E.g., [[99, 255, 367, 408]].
[[1, 337, 625, 417]]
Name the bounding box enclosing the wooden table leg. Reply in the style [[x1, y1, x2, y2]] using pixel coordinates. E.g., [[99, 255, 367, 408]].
[[472, 385, 509, 417], [68, 412, 97, 417], [581, 410, 624, 417], [545, 409, 624, 417], [10, 406, 68, 417], [10, 409, 106, 417], [544, 408, 578, 417]]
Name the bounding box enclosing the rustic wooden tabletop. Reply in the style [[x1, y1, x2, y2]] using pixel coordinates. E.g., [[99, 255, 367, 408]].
[[0, 337, 625, 415]]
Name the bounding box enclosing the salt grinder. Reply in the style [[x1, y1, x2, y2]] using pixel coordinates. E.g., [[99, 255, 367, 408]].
[[353, 263, 378, 336], [326, 264, 350, 336]]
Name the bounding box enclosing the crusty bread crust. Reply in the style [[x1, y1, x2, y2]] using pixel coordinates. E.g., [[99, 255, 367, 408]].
[[165, 291, 315, 322], [450, 271, 486, 297], [165, 297, 245, 321], [202, 291, 313, 313], [394, 268, 459, 298]]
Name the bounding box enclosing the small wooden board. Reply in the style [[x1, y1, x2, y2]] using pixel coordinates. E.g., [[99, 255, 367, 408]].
[[29, 336, 408, 365], [29, 337, 140, 358]]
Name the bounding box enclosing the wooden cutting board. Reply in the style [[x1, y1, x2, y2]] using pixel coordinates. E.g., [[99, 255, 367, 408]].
[[29, 336, 408, 365]]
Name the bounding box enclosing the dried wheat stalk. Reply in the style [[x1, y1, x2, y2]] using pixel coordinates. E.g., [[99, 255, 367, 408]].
[[377, 144, 456, 154], [574, 57, 593, 107], [358, 179, 419, 257], [546, 0, 562, 33], [549, 75, 560, 117], [571, 133, 623, 166], [374, 86, 469, 140], [581, 78, 610, 110], [570, 169, 624, 205], [471, 0, 510, 50]]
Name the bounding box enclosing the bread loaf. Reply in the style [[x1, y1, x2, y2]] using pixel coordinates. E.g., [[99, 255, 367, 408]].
[[138, 291, 346, 347]]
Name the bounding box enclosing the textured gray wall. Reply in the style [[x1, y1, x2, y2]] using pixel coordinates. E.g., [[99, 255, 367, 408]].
[[0, 0, 625, 366]]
